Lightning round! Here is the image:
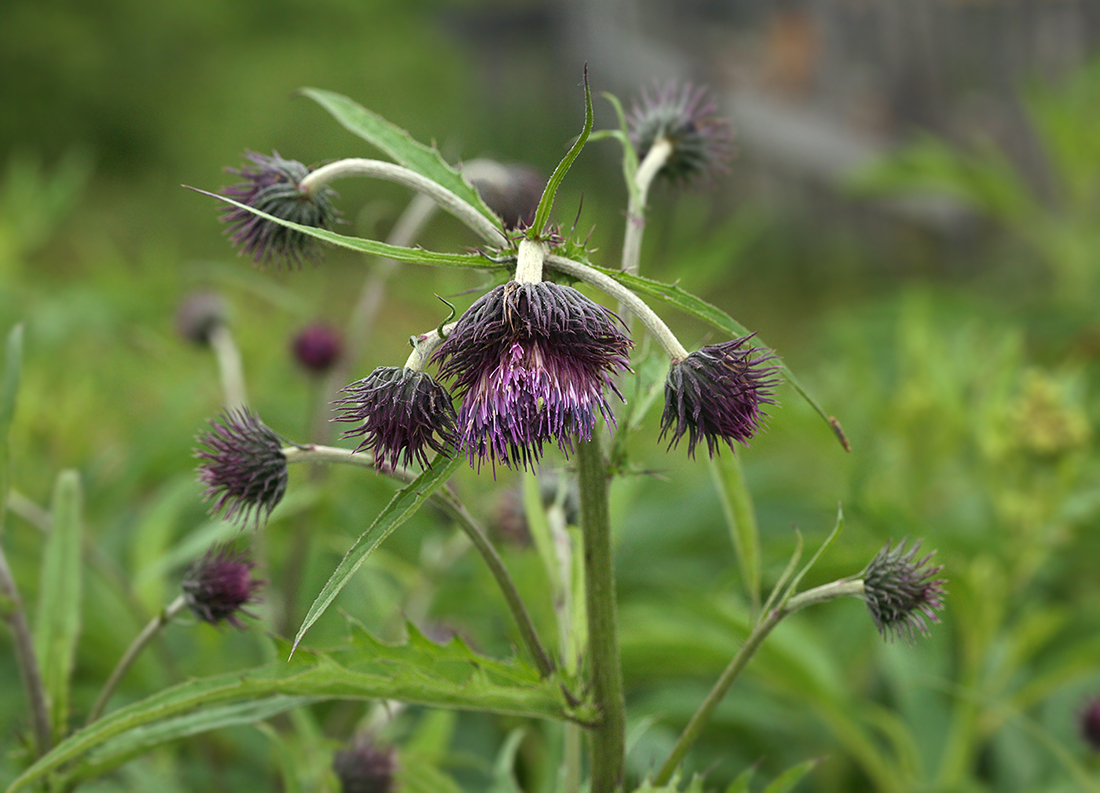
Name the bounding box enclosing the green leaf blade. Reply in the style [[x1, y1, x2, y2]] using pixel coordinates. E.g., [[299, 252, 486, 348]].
[[34, 469, 84, 743], [0, 324, 24, 524], [530, 65, 593, 237], [708, 453, 761, 612], [299, 87, 502, 229], [291, 454, 465, 654]]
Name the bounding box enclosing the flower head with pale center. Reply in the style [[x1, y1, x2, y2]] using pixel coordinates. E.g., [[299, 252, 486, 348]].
[[434, 281, 632, 471]]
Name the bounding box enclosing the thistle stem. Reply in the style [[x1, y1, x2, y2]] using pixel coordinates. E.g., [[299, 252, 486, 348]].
[[546, 253, 689, 360], [299, 159, 507, 247], [577, 435, 625, 792], [86, 595, 189, 725], [281, 445, 554, 677], [620, 136, 672, 278], [654, 579, 864, 784], [207, 324, 247, 410], [0, 542, 52, 754]]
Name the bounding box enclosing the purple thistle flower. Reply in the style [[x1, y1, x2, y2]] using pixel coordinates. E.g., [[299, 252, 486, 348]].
[[628, 82, 734, 186], [861, 539, 946, 643], [182, 543, 263, 629], [434, 281, 632, 471], [333, 734, 398, 793], [334, 366, 458, 470], [195, 408, 288, 527], [220, 151, 338, 268], [291, 322, 343, 374], [660, 336, 778, 457]]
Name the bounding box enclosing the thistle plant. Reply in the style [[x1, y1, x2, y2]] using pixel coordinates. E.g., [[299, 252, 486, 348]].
[[1, 71, 949, 793]]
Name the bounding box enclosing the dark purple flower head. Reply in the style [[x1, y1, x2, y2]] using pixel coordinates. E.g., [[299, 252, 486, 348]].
[[292, 322, 343, 374], [334, 366, 458, 470], [333, 734, 398, 793], [660, 336, 778, 457], [861, 539, 946, 643], [469, 162, 545, 231], [182, 543, 263, 629], [628, 83, 734, 186], [1081, 696, 1100, 752], [176, 290, 228, 346], [220, 151, 338, 268], [195, 408, 288, 527], [434, 281, 632, 471]]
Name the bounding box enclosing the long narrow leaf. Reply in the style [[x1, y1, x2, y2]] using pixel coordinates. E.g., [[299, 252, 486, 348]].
[[34, 470, 83, 743], [0, 324, 24, 524], [8, 638, 581, 793], [190, 187, 501, 270], [299, 87, 501, 228], [604, 269, 850, 452], [530, 65, 592, 236], [292, 453, 465, 653], [708, 453, 761, 612]]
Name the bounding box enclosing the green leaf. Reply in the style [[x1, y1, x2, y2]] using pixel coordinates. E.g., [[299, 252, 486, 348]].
[[292, 453, 465, 654], [129, 477, 198, 611], [725, 764, 757, 793], [34, 469, 83, 743], [191, 187, 502, 270], [299, 87, 501, 228], [759, 758, 820, 793], [7, 630, 584, 793], [0, 324, 24, 528], [630, 772, 706, 792], [489, 728, 526, 793], [530, 66, 593, 237], [397, 751, 465, 793], [71, 696, 318, 786], [708, 453, 761, 612], [602, 269, 851, 452]]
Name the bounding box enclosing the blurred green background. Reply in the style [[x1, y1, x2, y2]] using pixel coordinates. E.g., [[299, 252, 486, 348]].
[[3, 0, 1100, 791]]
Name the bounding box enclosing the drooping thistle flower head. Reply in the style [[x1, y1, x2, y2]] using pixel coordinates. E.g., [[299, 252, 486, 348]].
[[434, 281, 632, 471], [861, 539, 946, 643], [628, 82, 734, 186], [220, 151, 339, 268], [291, 322, 343, 374], [660, 336, 778, 457], [468, 161, 545, 231], [182, 543, 263, 629], [195, 408, 288, 527], [335, 366, 458, 470], [332, 733, 398, 793]]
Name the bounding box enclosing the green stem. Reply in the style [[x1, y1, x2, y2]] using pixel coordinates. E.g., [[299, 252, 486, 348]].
[[577, 435, 625, 793], [207, 324, 247, 410], [282, 444, 555, 678], [86, 595, 188, 725], [0, 542, 52, 754], [620, 136, 672, 278], [654, 579, 864, 784]]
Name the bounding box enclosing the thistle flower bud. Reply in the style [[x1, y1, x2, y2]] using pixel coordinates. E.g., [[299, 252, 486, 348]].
[[220, 151, 339, 268], [333, 734, 398, 793], [335, 366, 458, 470], [628, 82, 734, 186], [861, 539, 946, 643], [182, 543, 263, 629], [195, 408, 288, 527], [660, 336, 778, 457], [291, 322, 343, 374], [176, 290, 228, 346], [434, 281, 632, 471]]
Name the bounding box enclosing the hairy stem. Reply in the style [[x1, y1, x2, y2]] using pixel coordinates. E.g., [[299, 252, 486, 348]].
[[300, 158, 507, 247], [86, 595, 189, 725], [577, 435, 625, 792], [620, 136, 672, 278], [654, 579, 865, 783], [0, 542, 52, 754]]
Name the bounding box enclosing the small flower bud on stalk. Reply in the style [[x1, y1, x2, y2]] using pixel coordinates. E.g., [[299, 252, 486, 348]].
[[1080, 696, 1100, 752], [176, 291, 228, 347], [182, 544, 264, 629], [860, 539, 947, 643], [291, 322, 343, 374]]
